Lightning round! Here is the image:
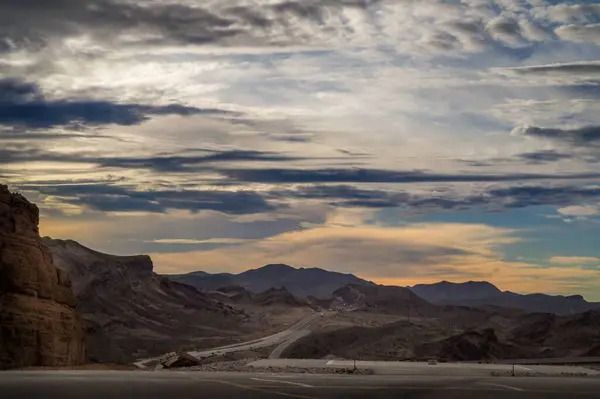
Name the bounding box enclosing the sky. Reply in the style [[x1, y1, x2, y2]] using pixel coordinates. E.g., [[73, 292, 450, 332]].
[[2, 0, 600, 299]]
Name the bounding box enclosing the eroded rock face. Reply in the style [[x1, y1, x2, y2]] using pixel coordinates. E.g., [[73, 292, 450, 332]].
[[0, 185, 86, 369]]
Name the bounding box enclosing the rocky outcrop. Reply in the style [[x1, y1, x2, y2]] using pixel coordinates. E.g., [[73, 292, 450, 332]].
[[415, 328, 523, 361], [0, 185, 86, 369]]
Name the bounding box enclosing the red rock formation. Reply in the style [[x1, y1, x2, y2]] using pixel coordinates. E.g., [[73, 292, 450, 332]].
[[0, 185, 86, 369]]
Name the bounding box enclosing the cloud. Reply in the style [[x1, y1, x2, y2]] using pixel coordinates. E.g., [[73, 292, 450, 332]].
[[1, 0, 593, 59], [151, 222, 514, 275], [485, 185, 600, 209], [485, 16, 526, 47], [511, 124, 600, 146], [271, 185, 410, 208], [0, 0, 378, 53], [0, 127, 125, 142], [546, 3, 600, 24], [0, 78, 234, 128], [98, 150, 309, 172], [221, 167, 600, 184], [555, 24, 600, 44], [0, 145, 311, 172], [146, 238, 255, 245], [517, 150, 574, 164], [557, 205, 599, 217], [502, 61, 600, 75], [25, 183, 279, 215], [278, 184, 600, 214], [549, 256, 600, 265]]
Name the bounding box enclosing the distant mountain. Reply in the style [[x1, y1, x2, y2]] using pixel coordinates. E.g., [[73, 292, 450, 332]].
[[167, 264, 374, 298], [43, 238, 249, 364], [409, 281, 600, 316], [411, 281, 501, 302]]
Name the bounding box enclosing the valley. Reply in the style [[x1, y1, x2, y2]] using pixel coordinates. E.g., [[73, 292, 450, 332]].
[[2, 185, 600, 371]]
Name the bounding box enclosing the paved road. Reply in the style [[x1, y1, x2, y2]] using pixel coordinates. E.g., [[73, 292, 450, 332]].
[[2, 370, 600, 398], [248, 359, 600, 377], [189, 312, 322, 359], [134, 312, 321, 368], [135, 312, 322, 368]]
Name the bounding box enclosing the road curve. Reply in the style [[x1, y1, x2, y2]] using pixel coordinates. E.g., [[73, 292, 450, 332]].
[[189, 312, 322, 359], [135, 311, 322, 368], [268, 313, 322, 359]]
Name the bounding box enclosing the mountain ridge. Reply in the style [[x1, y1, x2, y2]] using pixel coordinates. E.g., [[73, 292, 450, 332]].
[[167, 264, 375, 299], [409, 281, 600, 316]]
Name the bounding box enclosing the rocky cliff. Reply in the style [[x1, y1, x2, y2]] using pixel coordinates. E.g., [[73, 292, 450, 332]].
[[0, 185, 86, 369]]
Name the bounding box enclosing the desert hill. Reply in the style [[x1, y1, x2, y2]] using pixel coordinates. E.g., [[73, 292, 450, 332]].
[[43, 238, 249, 364]]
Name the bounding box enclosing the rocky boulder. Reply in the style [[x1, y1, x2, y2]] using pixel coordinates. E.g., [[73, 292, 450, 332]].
[[0, 185, 86, 369]]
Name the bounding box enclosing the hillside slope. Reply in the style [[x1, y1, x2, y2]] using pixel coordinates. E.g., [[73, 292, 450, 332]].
[[43, 238, 249, 364], [329, 284, 438, 316], [285, 307, 600, 361]]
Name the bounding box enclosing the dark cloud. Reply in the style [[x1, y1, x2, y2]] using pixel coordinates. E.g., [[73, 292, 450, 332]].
[[271, 182, 600, 213], [20, 183, 278, 215], [0, 78, 234, 128], [0, 145, 86, 165], [13, 177, 600, 217], [508, 62, 600, 75], [272, 185, 410, 208], [0, 145, 311, 173], [517, 150, 575, 164], [486, 16, 522, 38], [269, 184, 470, 211], [98, 150, 307, 172], [446, 21, 483, 35], [220, 167, 600, 184], [459, 150, 576, 167], [512, 124, 600, 146], [427, 32, 461, 51], [268, 134, 313, 143], [484, 185, 600, 209]]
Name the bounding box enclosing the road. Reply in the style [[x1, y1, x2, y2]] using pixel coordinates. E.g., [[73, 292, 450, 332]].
[[189, 312, 322, 359], [248, 359, 600, 377], [136, 312, 322, 368], [2, 370, 600, 398]]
